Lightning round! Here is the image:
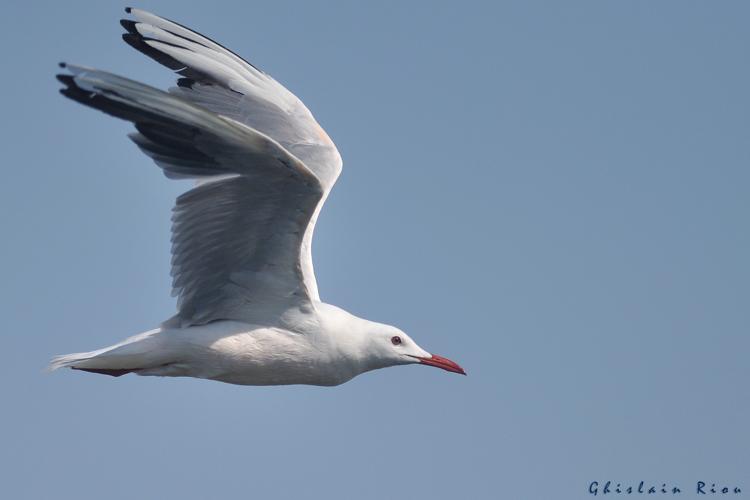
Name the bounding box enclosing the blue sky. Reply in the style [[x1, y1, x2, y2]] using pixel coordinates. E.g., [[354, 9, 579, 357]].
[[2, 1, 748, 499]]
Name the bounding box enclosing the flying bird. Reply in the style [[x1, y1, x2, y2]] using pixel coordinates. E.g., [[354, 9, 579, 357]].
[[49, 8, 465, 386]]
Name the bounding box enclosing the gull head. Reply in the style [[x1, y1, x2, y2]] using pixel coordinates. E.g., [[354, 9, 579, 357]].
[[363, 324, 466, 376]]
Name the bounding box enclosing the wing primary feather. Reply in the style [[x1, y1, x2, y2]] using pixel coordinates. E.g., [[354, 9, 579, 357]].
[[122, 33, 185, 71], [118, 8, 343, 193], [125, 9, 263, 74]]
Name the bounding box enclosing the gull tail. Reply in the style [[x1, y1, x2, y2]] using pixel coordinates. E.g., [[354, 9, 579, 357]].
[[47, 329, 165, 377], [48, 351, 135, 377]]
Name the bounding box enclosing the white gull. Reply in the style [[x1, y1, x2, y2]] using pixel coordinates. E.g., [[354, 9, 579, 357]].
[[49, 8, 465, 386]]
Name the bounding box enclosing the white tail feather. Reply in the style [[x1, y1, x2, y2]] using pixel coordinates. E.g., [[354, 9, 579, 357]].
[[47, 329, 164, 373], [47, 349, 108, 372]]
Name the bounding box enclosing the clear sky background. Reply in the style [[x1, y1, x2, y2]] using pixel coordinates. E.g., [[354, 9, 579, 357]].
[[1, 1, 748, 499]]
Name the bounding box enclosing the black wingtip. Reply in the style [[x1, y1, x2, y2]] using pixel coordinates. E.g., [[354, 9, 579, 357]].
[[120, 19, 138, 34], [122, 33, 183, 71], [176, 78, 196, 89], [58, 62, 67, 68], [56, 74, 75, 86], [125, 7, 132, 13]]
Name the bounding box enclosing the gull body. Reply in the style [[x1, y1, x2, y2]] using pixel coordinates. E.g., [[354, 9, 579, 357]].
[[55, 304, 434, 386], [49, 8, 465, 386]]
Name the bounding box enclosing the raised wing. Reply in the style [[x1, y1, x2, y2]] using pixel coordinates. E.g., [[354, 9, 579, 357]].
[[57, 64, 323, 325], [120, 8, 342, 302]]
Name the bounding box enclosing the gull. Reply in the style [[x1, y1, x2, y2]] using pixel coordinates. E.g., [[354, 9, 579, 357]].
[[49, 8, 465, 386]]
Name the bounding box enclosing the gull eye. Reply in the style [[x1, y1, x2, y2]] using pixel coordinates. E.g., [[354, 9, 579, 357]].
[[391, 336, 402, 346]]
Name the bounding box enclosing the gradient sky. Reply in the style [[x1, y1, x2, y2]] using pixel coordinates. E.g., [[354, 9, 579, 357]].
[[2, 1, 748, 499]]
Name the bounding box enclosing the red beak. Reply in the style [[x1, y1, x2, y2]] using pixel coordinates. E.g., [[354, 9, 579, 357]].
[[413, 354, 466, 375]]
